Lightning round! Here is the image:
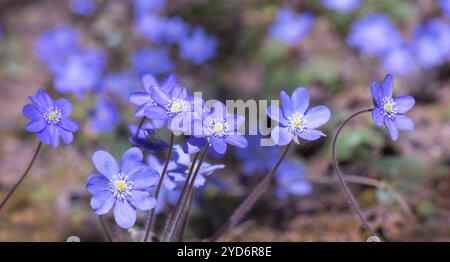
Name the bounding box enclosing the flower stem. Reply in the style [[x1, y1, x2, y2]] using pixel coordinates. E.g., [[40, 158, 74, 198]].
[[98, 215, 114, 242], [163, 144, 209, 242], [0, 142, 42, 212], [178, 188, 194, 241], [211, 142, 292, 241], [331, 108, 381, 239], [143, 133, 175, 242], [134, 117, 146, 139]]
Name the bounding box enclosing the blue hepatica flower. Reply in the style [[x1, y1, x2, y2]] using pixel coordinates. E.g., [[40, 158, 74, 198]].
[[322, 0, 361, 14], [235, 134, 279, 176], [53, 48, 105, 97], [34, 26, 80, 67], [87, 148, 159, 229], [268, 8, 314, 46], [133, 0, 165, 17], [439, 0, 450, 18], [347, 13, 402, 56], [371, 74, 415, 141], [267, 87, 331, 145], [275, 160, 312, 199], [179, 27, 218, 65], [100, 71, 140, 102], [163, 16, 190, 44], [135, 15, 166, 43], [70, 0, 95, 16], [131, 47, 174, 76], [23, 89, 78, 148], [413, 19, 450, 69], [89, 100, 122, 133], [381, 45, 416, 76], [128, 122, 169, 152], [169, 145, 225, 188]]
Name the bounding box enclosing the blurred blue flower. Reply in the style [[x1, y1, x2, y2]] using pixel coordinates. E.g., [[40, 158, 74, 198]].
[[268, 8, 314, 45], [155, 187, 180, 214], [163, 16, 190, 44], [413, 19, 450, 68], [128, 122, 169, 152], [23, 89, 78, 148], [347, 13, 402, 56], [275, 160, 312, 199], [322, 0, 360, 14], [133, 0, 165, 17], [267, 87, 331, 145], [135, 14, 166, 43], [371, 74, 415, 141], [89, 100, 121, 133], [70, 0, 95, 16], [100, 71, 140, 102], [131, 47, 174, 76], [381, 45, 416, 76], [53, 48, 105, 97], [34, 26, 80, 67], [235, 134, 279, 176], [439, 0, 450, 18], [87, 148, 159, 229], [179, 27, 218, 65]]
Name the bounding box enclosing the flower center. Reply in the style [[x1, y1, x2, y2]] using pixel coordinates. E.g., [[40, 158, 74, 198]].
[[287, 112, 308, 135], [43, 107, 62, 125], [381, 97, 397, 118], [209, 118, 229, 138], [109, 172, 133, 201], [166, 98, 189, 116]]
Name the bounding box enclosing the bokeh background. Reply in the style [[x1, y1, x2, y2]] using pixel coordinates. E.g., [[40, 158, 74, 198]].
[[0, 0, 449, 241]]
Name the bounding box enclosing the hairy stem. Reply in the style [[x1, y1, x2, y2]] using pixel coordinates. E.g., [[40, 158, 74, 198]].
[[211, 142, 292, 241], [331, 108, 380, 239], [143, 133, 175, 242], [0, 142, 42, 212], [98, 215, 114, 242]]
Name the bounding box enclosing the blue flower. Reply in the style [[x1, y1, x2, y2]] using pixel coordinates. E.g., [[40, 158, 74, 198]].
[[23, 89, 78, 148], [439, 0, 450, 18], [162, 16, 190, 44], [34, 26, 80, 67], [267, 87, 331, 145], [131, 47, 174, 76], [135, 15, 166, 43], [100, 71, 140, 102], [128, 122, 169, 152], [347, 13, 402, 56], [322, 0, 361, 14], [268, 8, 314, 45], [169, 145, 225, 188], [87, 148, 159, 229], [155, 187, 180, 214], [381, 45, 416, 76], [178, 27, 218, 65], [275, 160, 312, 199], [89, 100, 122, 133], [371, 74, 415, 141], [133, 0, 165, 17], [70, 0, 95, 16], [53, 48, 105, 97], [235, 134, 279, 176], [413, 19, 450, 69]]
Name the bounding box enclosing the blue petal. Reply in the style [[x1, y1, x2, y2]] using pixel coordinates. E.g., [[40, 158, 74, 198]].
[[371, 107, 383, 126], [129, 167, 159, 190], [90, 190, 114, 215], [142, 74, 158, 93], [394, 115, 414, 131], [86, 174, 109, 195], [36, 89, 53, 109], [384, 119, 398, 141], [266, 105, 288, 125], [144, 106, 168, 120], [280, 91, 293, 118], [371, 81, 382, 106], [291, 87, 310, 114], [54, 98, 72, 117], [298, 129, 326, 141], [92, 151, 119, 179], [184, 136, 208, 154], [60, 118, 78, 132], [226, 135, 248, 148], [113, 200, 136, 229], [134, 104, 148, 118], [160, 73, 177, 91], [48, 125, 60, 148], [394, 96, 415, 114], [37, 126, 51, 145], [382, 74, 394, 98], [211, 136, 227, 155], [304, 105, 331, 129], [129, 190, 156, 211], [120, 147, 144, 175], [22, 104, 42, 120], [170, 85, 188, 99], [59, 128, 74, 144], [149, 85, 170, 106], [129, 92, 153, 106], [271, 125, 293, 146], [26, 119, 47, 133]]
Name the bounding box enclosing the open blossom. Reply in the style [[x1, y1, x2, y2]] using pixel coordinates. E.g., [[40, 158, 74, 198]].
[[87, 148, 159, 229], [131, 47, 174, 76], [275, 160, 312, 199], [267, 87, 331, 145], [381, 45, 416, 76], [23, 89, 78, 148], [268, 8, 314, 45], [371, 74, 415, 141], [89, 100, 121, 133]]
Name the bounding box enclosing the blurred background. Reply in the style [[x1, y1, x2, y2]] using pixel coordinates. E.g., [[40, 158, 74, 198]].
[[0, 0, 449, 241]]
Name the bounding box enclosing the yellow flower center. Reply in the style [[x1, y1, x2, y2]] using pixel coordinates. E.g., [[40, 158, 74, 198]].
[[171, 103, 181, 113], [213, 122, 223, 133], [292, 119, 301, 127], [48, 112, 57, 121], [384, 103, 393, 112], [116, 181, 126, 192]]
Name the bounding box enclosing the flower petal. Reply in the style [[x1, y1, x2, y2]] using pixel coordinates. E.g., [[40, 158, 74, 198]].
[[371, 81, 382, 106], [113, 200, 136, 229], [142, 74, 158, 93], [37, 127, 51, 145], [54, 98, 72, 117], [382, 74, 394, 98], [226, 135, 248, 148], [384, 119, 398, 141], [129, 92, 153, 106], [59, 128, 74, 144], [271, 125, 293, 146], [298, 129, 326, 141], [129, 167, 159, 190], [394, 96, 415, 114], [280, 91, 293, 118], [26, 119, 47, 133], [266, 105, 288, 125], [184, 136, 208, 154], [144, 106, 168, 120], [291, 87, 310, 114], [304, 105, 331, 129], [371, 107, 383, 126], [394, 115, 414, 131], [23, 104, 42, 120], [90, 191, 114, 215], [92, 151, 119, 179], [48, 125, 60, 148], [60, 118, 79, 133], [120, 147, 144, 175], [129, 190, 156, 211], [211, 136, 227, 155], [86, 174, 109, 195]]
